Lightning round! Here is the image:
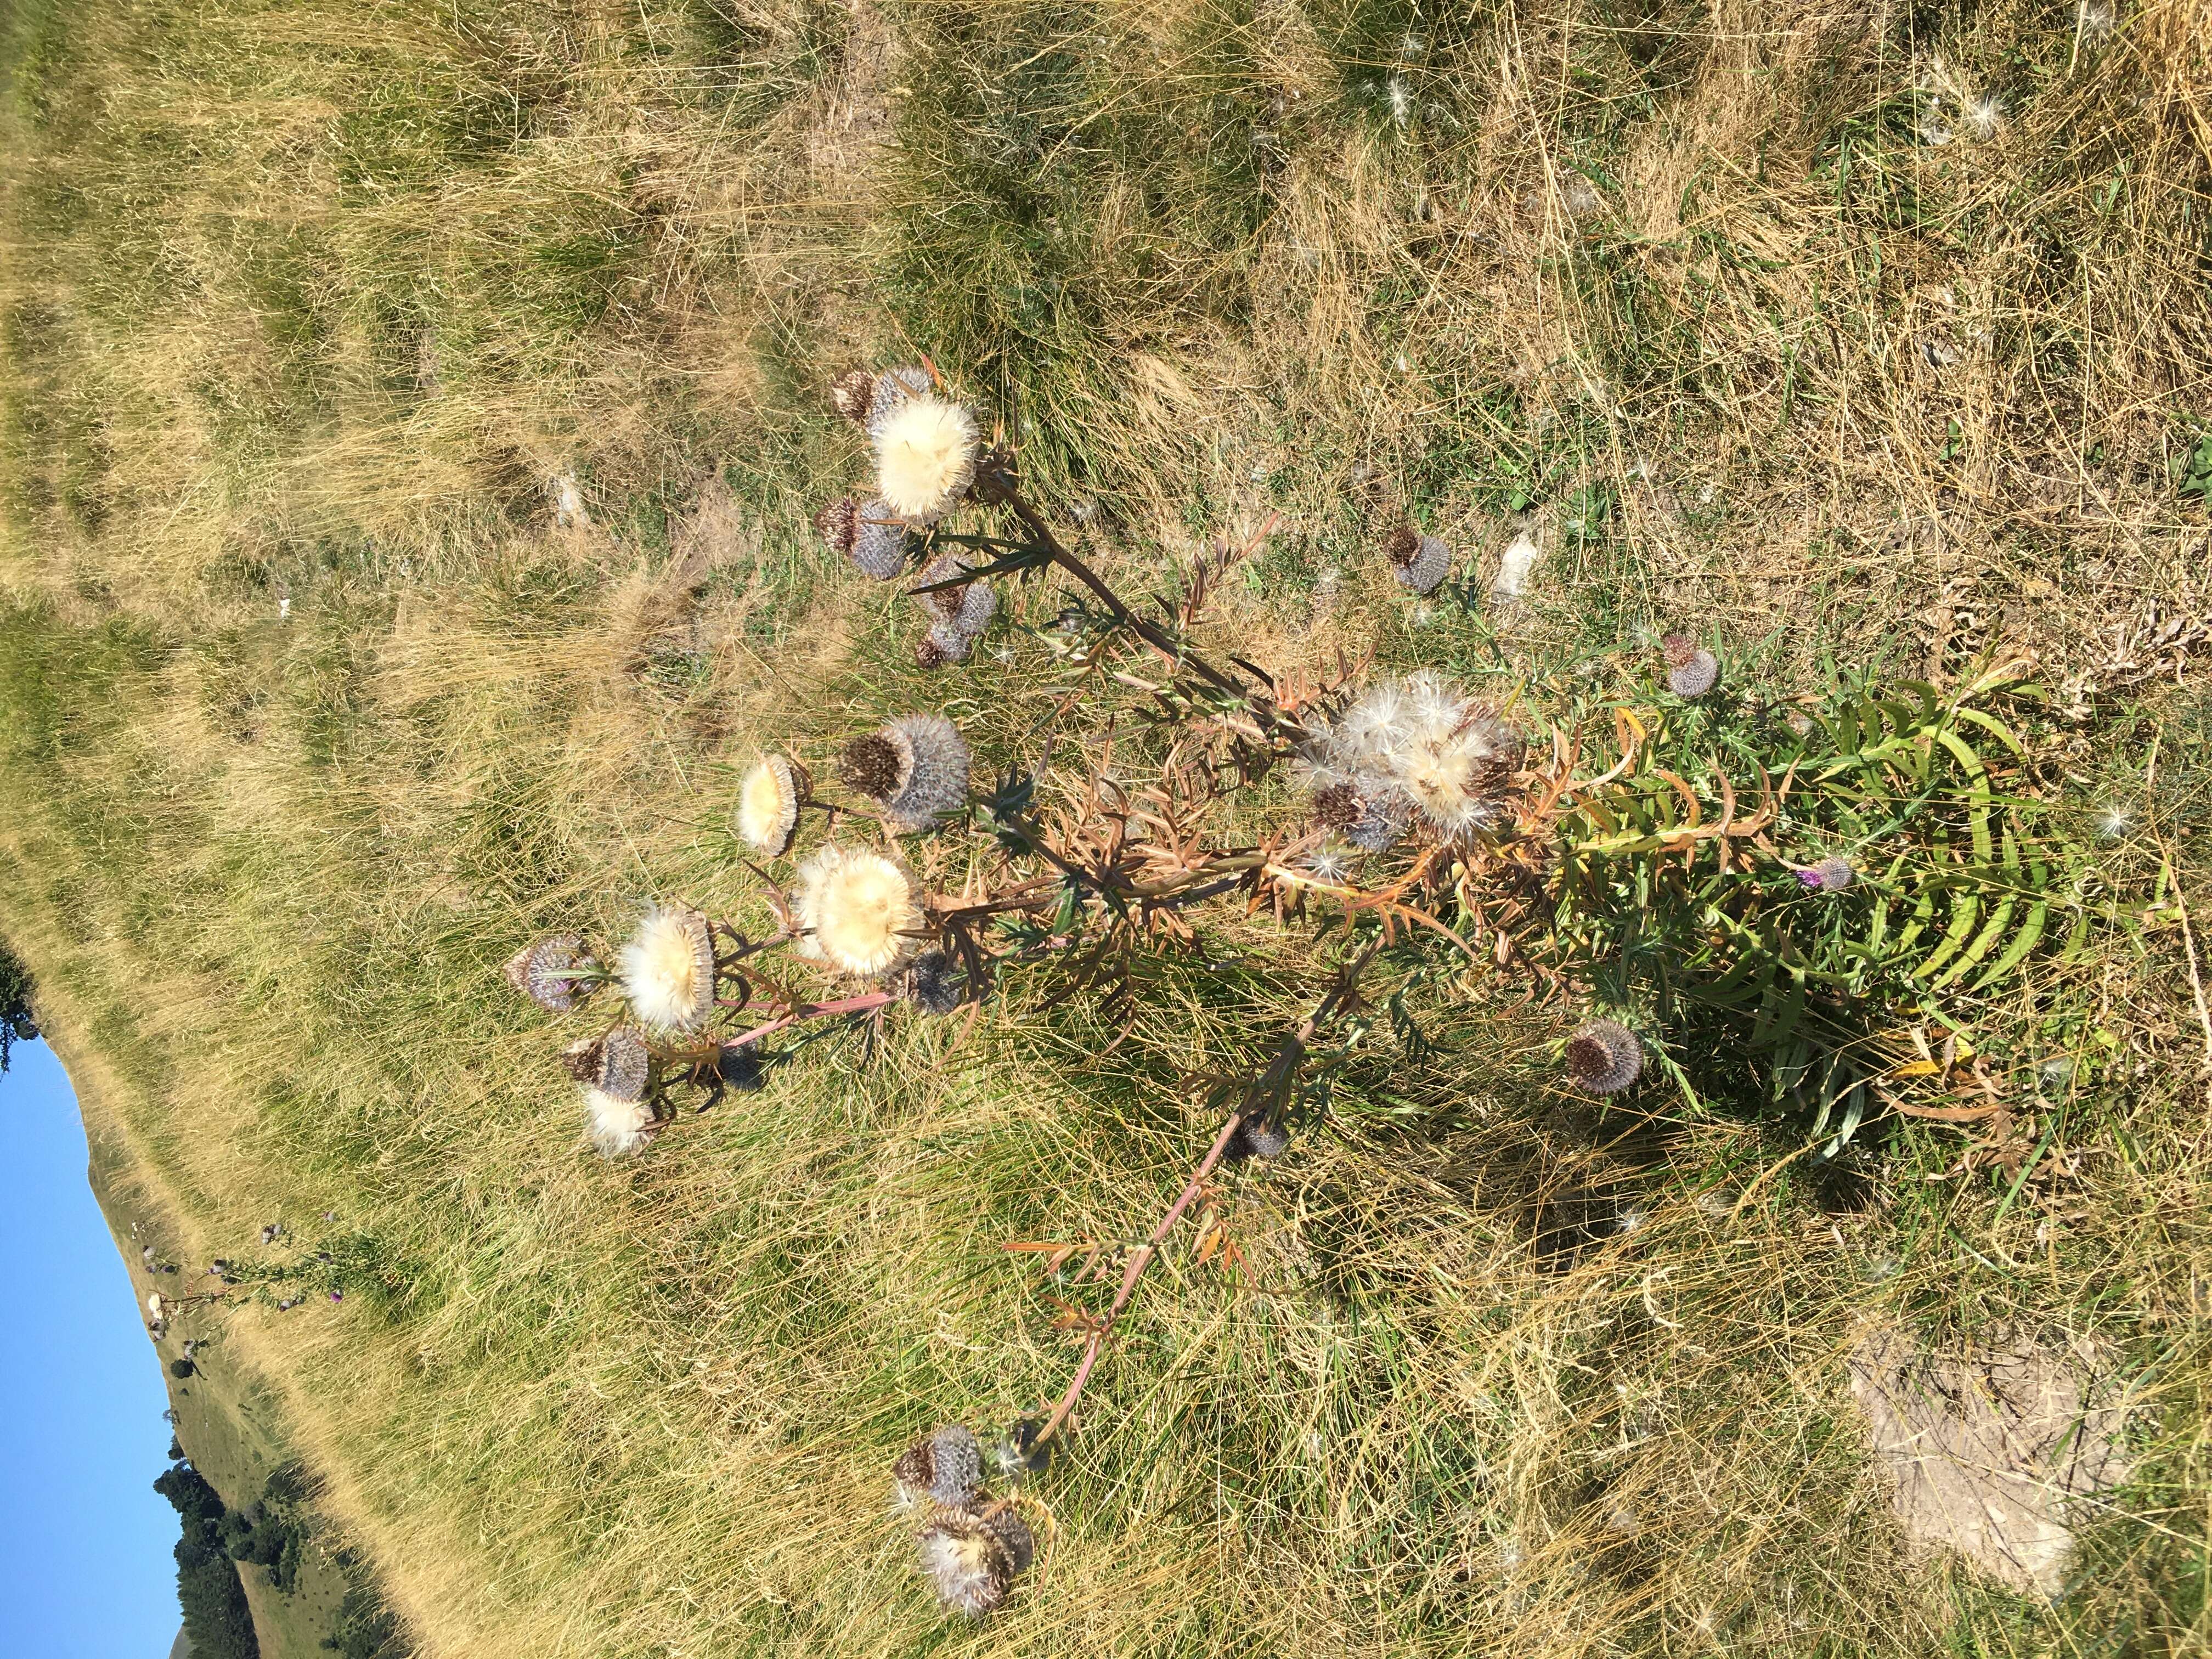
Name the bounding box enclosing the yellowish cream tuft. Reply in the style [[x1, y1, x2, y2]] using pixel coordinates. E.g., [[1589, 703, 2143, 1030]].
[[736, 757, 801, 856], [618, 906, 713, 1030], [874, 396, 977, 521], [793, 845, 922, 976]]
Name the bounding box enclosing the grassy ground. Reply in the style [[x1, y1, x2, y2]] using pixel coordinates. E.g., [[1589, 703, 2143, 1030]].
[[2, 1, 2210, 1656]]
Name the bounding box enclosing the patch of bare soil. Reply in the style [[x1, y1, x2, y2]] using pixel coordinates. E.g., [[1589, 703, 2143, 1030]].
[[1847, 1327, 2132, 1595]]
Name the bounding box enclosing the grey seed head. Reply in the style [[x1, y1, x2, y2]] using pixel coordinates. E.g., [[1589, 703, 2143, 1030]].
[[927, 1424, 984, 1506], [902, 949, 966, 1014], [1395, 534, 1453, 595], [851, 499, 909, 580], [1564, 1019, 1643, 1096], [595, 1026, 652, 1103], [877, 714, 970, 832], [865, 365, 934, 441]]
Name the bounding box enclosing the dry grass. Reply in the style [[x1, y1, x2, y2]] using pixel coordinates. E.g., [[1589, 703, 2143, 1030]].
[[3, 0, 2212, 1655]]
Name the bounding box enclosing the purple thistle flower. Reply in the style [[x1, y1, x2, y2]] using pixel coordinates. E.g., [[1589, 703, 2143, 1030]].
[[329, 1290, 343, 1304]]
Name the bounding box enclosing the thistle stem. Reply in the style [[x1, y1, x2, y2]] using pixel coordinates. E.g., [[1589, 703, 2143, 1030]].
[[720, 990, 896, 1051], [1032, 940, 1380, 1445]]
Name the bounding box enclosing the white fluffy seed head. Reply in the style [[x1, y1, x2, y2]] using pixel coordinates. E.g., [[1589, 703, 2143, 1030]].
[[874, 396, 979, 521], [584, 1086, 655, 1157], [736, 757, 804, 856], [917, 1513, 1015, 1617], [617, 906, 716, 1031], [1312, 675, 1519, 842], [793, 845, 923, 977]]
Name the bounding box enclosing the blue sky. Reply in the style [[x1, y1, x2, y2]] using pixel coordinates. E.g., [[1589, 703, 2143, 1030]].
[[0, 1039, 182, 1656]]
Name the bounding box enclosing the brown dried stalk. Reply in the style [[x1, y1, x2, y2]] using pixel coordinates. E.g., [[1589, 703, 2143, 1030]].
[[1033, 941, 1380, 1443]]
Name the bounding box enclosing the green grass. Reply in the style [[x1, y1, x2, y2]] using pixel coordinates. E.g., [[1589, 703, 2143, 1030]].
[[3, 0, 2211, 1655]]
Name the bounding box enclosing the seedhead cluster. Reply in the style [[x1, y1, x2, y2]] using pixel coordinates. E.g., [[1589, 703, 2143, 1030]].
[[893, 1425, 1037, 1616], [1301, 673, 1523, 847]]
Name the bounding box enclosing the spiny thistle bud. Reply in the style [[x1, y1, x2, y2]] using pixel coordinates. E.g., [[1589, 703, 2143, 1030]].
[[504, 934, 597, 1013], [1661, 635, 1720, 698], [1226, 1112, 1291, 1161], [842, 714, 970, 833], [916, 1505, 1031, 1617], [916, 623, 969, 669], [736, 755, 807, 857], [851, 499, 908, 580], [830, 366, 877, 425], [1799, 856, 1855, 891], [1564, 1019, 1644, 1096], [894, 1424, 985, 1509], [874, 395, 979, 523], [912, 553, 999, 639], [793, 844, 924, 977], [900, 949, 966, 1014], [1387, 528, 1453, 595], [617, 906, 717, 1031]]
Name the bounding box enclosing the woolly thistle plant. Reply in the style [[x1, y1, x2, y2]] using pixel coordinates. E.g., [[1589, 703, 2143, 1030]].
[[617, 906, 718, 1032], [816, 496, 908, 580], [1301, 674, 1522, 844], [792, 844, 924, 977], [1563, 1019, 1644, 1096], [502, 934, 599, 1013], [735, 755, 808, 857], [840, 714, 971, 833], [1383, 526, 1453, 595], [916, 1504, 1036, 1618], [1662, 635, 1720, 698]]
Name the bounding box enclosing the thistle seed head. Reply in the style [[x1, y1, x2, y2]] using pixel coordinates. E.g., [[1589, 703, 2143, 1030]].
[[873, 394, 979, 522], [1307, 674, 1521, 843], [736, 755, 807, 857], [617, 905, 717, 1031], [864, 365, 934, 439], [841, 732, 909, 802], [504, 934, 598, 1013], [792, 844, 924, 977], [1393, 533, 1453, 595], [584, 1084, 655, 1158], [830, 366, 877, 425], [1564, 1019, 1644, 1096], [900, 949, 966, 1015], [594, 1026, 652, 1103], [916, 1508, 1025, 1617], [1227, 1113, 1291, 1161], [912, 553, 1000, 639], [1661, 636, 1720, 697], [851, 499, 909, 580], [916, 622, 970, 668], [845, 714, 970, 833], [894, 1424, 985, 1509], [814, 496, 858, 559]]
